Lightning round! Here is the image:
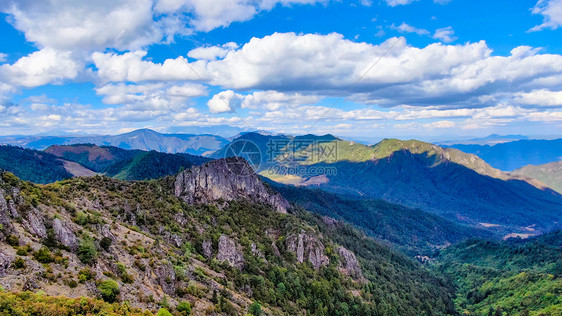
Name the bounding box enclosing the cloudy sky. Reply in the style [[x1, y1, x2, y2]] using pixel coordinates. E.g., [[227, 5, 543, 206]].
[[1, 0, 562, 140]]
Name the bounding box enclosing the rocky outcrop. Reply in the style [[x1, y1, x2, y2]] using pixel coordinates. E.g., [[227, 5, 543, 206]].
[[0, 250, 13, 277], [202, 240, 213, 258], [52, 218, 78, 250], [22, 209, 47, 239], [286, 232, 329, 269], [174, 157, 290, 213], [155, 262, 177, 295], [337, 247, 363, 280], [216, 235, 245, 269]]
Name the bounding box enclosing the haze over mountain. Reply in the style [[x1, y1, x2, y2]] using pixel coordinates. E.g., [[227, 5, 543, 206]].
[[448, 138, 562, 171], [512, 161, 562, 194], [0, 129, 229, 156], [215, 134, 562, 237]]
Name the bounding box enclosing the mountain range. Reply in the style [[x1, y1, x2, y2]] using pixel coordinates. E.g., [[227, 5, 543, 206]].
[[0, 129, 229, 156], [448, 138, 562, 171]]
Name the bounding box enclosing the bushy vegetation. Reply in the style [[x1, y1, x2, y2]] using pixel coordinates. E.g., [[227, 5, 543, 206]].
[[435, 232, 562, 315], [0, 290, 150, 315]]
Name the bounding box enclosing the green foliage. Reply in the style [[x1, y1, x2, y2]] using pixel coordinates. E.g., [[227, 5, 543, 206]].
[[77, 237, 97, 265], [6, 235, 19, 247], [98, 279, 120, 303], [156, 308, 173, 316], [78, 267, 96, 283], [100, 237, 112, 251], [248, 301, 262, 316], [177, 301, 192, 315], [33, 247, 53, 264], [0, 146, 73, 184], [436, 232, 562, 315], [13, 257, 25, 269], [0, 290, 149, 315]]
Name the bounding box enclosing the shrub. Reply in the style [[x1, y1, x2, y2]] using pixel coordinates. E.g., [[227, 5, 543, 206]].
[[13, 257, 25, 269], [177, 301, 192, 315], [100, 237, 112, 251], [78, 237, 97, 264], [248, 301, 262, 316], [33, 247, 53, 263], [6, 235, 19, 247], [156, 308, 173, 316], [98, 279, 120, 303], [78, 267, 97, 283]]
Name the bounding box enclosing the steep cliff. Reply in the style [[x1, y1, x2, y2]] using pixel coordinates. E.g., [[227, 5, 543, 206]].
[[175, 157, 290, 213]]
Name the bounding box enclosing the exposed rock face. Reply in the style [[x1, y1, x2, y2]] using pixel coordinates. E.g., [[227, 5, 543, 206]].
[[202, 240, 213, 258], [154, 263, 176, 295], [337, 247, 363, 279], [0, 250, 13, 277], [52, 218, 78, 250], [175, 157, 290, 213], [23, 209, 47, 239], [216, 235, 245, 269], [286, 232, 329, 269]]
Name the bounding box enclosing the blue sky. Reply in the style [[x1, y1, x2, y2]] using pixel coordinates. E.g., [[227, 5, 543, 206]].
[[0, 0, 562, 140]]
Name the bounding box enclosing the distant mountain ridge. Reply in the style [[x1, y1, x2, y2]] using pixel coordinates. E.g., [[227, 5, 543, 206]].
[[0, 129, 230, 156], [512, 160, 562, 194], [447, 138, 562, 171], [214, 134, 562, 237]]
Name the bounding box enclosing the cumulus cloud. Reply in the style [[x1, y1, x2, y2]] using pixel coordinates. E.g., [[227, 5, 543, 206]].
[[530, 0, 562, 31], [433, 26, 457, 42], [390, 22, 430, 35], [0, 48, 83, 87], [207, 90, 243, 113], [515, 89, 562, 106]]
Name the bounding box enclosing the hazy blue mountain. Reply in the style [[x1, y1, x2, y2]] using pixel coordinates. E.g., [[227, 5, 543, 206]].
[[437, 134, 528, 146], [0, 129, 230, 156], [447, 138, 562, 171]]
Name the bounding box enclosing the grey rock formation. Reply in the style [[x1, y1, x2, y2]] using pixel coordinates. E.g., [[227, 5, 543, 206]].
[[286, 232, 329, 269], [216, 235, 245, 269], [337, 247, 363, 279], [202, 240, 213, 258], [154, 263, 177, 295], [174, 157, 290, 213], [53, 218, 78, 250], [22, 209, 47, 239], [0, 250, 13, 277]]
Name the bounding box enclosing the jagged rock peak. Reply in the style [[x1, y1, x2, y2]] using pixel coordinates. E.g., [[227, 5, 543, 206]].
[[174, 157, 290, 213]]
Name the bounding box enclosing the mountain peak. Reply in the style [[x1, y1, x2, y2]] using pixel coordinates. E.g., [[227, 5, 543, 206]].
[[174, 157, 290, 213]]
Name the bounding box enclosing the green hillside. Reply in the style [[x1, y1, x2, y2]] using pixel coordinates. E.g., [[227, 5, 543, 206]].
[[0, 145, 73, 184], [512, 161, 562, 194], [435, 231, 562, 315], [273, 183, 493, 255]]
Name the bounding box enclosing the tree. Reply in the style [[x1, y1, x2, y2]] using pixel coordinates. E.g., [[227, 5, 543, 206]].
[[177, 301, 192, 315], [98, 279, 120, 303], [248, 301, 262, 316], [156, 308, 173, 316], [78, 237, 97, 264]]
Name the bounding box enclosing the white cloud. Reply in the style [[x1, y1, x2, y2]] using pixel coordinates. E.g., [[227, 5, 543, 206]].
[[92, 50, 206, 83], [0, 48, 83, 87], [155, 0, 327, 32], [530, 0, 562, 31], [241, 91, 320, 110], [433, 26, 457, 42], [0, 53, 7, 63], [423, 120, 455, 129], [390, 22, 430, 35], [2, 0, 159, 51], [384, 0, 418, 6], [207, 90, 243, 113], [187, 42, 238, 60], [515, 89, 562, 106]]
